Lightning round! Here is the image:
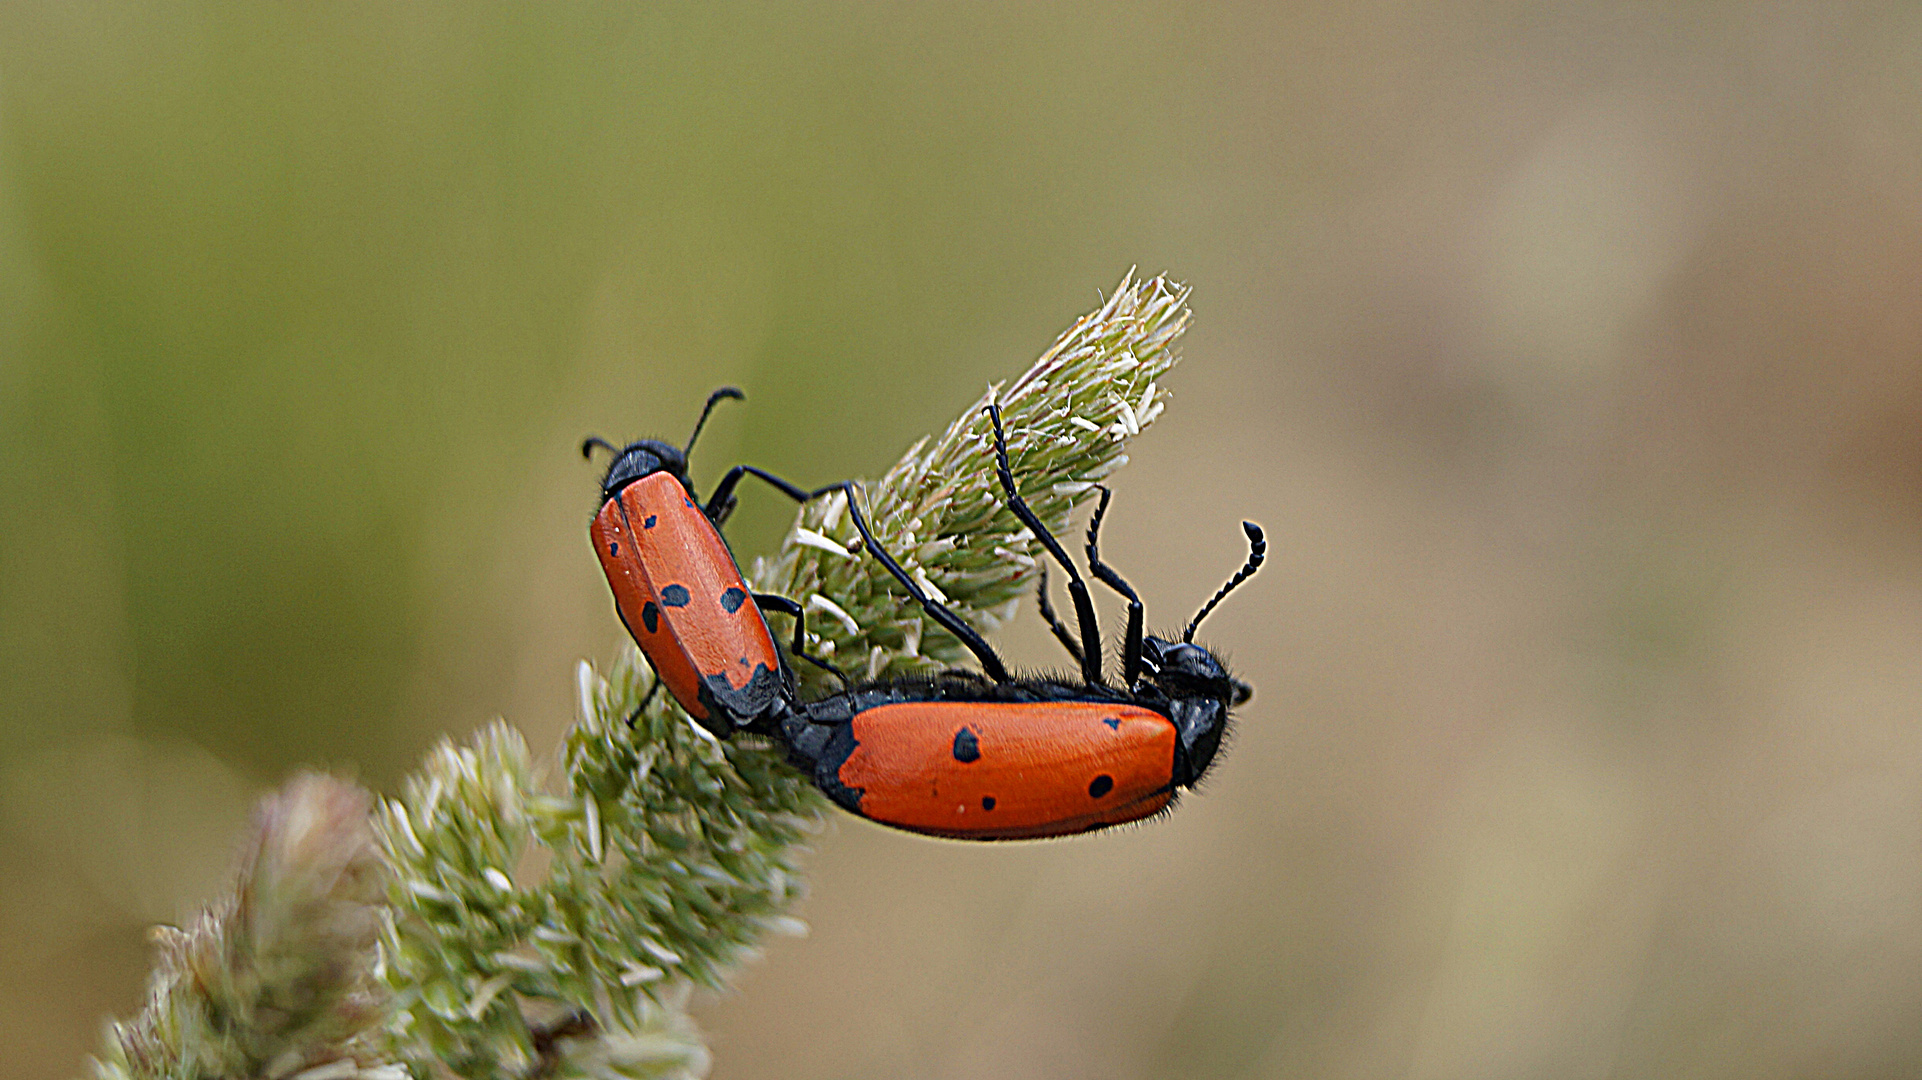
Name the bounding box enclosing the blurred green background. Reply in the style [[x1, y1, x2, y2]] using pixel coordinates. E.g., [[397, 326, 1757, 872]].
[[7, 3, 1922, 1077]]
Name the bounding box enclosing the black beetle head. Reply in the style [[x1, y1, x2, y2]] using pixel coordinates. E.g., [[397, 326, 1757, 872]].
[[1141, 637, 1246, 787], [584, 387, 744, 509], [591, 439, 689, 506]]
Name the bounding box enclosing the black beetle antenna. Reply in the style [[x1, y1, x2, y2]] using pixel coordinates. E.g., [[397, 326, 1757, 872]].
[[1183, 521, 1265, 643], [580, 436, 620, 461], [686, 387, 745, 458]]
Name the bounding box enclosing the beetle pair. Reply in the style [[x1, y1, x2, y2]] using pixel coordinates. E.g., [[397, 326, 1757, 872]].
[[584, 390, 1261, 840]]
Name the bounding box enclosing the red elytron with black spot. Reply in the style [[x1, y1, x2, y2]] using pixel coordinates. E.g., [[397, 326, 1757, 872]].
[[769, 403, 1263, 840], [584, 388, 841, 736]]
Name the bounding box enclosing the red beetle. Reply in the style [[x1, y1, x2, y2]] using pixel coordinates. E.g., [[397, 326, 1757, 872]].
[[584, 388, 839, 736], [771, 403, 1262, 839]]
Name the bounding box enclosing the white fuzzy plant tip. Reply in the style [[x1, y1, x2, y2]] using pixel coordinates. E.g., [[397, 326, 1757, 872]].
[[90, 773, 399, 1080], [374, 700, 780, 1080], [752, 268, 1189, 691]]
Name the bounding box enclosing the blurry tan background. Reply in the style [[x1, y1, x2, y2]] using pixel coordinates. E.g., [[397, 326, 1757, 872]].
[[5, 4, 1922, 1078]]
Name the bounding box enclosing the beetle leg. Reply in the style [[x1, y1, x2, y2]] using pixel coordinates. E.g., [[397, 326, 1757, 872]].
[[704, 464, 815, 521], [815, 481, 1014, 683], [626, 673, 664, 728], [985, 402, 1106, 687], [1083, 485, 1145, 687], [754, 592, 850, 690], [1035, 564, 1087, 669]]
